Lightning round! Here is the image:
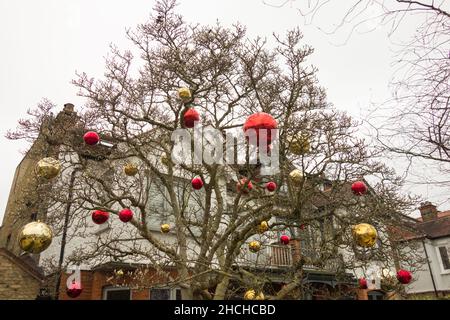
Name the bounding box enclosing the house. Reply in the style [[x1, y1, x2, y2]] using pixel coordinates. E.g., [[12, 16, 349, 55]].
[[393, 202, 450, 298], [0, 248, 44, 299]]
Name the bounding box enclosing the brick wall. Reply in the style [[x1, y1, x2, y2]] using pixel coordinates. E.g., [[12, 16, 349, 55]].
[[0, 254, 41, 299]]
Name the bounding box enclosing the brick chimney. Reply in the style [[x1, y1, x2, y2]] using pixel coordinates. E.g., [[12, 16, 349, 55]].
[[419, 202, 438, 222]]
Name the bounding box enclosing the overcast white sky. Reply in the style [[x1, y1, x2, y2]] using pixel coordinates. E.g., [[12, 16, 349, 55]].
[[0, 0, 447, 223]]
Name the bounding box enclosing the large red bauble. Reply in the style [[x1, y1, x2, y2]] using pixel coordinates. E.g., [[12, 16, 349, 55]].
[[119, 208, 133, 223], [92, 210, 109, 224], [359, 278, 368, 289], [237, 178, 253, 194], [396, 269, 412, 284], [83, 131, 100, 145], [183, 108, 200, 128], [266, 181, 277, 192], [351, 181, 367, 196], [243, 112, 277, 145], [67, 282, 83, 298], [191, 177, 204, 190], [280, 235, 290, 245]]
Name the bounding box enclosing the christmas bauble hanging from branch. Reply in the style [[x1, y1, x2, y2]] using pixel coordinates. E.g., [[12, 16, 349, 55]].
[[83, 131, 100, 145], [123, 163, 138, 176], [35, 157, 61, 179], [351, 181, 367, 196], [237, 178, 253, 193], [359, 278, 368, 289], [258, 221, 269, 233], [183, 108, 200, 128], [18, 221, 53, 254], [289, 169, 303, 185], [352, 223, 377, 247], [266, 181, 277, 192], [280, 234, 290, 245], [244, 289, 264, 300], [66, 281, 83, 298], [249, 240, 261, 253], [396, 269, 412, 284], [161, 224, 170, 233], [288, 134, 311, 155], [119, 208, 133, 223], [92, 210, 109, 224], [178, 87, 192, 102], [191, 177, 204, 190], [243, 112, 277, 146]]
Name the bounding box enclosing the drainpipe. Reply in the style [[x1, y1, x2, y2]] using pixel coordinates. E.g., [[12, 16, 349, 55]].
[[54, 168, 78, 299], [422, 239, 438, 298]]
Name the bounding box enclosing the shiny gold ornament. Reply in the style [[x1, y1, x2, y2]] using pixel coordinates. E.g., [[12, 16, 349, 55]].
[[352, 223, 378, 248], [161, 224, 170, 233], [161, 154, 171, 167], [257, 221, 269, 233], [244, 289, 264, 300], [288, 134, 311, 155], [35, 157, 61, 179], [178, 87, 192, 102], [289, 169, 304, 185], [249, 240, 261, 253], [18, 221, 53, 254], [115, 269, 124, 277], [123, 163, 138, 176]]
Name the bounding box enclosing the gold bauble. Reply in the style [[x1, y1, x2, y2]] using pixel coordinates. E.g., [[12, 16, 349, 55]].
[[289, 169, 304, 184], [244, 289, 256, 300], [35, 157, 61, 179], [123, 163, 138, 176], [249, 240, 261, 253], [258, 221, 269, 233], [161, 224, 170, 233], [161, 154, 171, 167], [288, 134, 311, 155], [18, 221, 53, 254], [244, 289, 264, 300], [352, 223, 378, 248], [178, 87, 192, 101], [116, 269, 124, 277]]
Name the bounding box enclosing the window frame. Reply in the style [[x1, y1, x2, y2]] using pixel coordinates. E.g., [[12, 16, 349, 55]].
[[436, 245, 450, 274], [102, 286, 132, 300], [149, 287, 181, 300]]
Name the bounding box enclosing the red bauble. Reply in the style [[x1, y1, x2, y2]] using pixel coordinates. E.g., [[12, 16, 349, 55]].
[[83, 131, 100, 145], [359, 278, 368, 289], [119, 208, 133, 223], [67, 282, 83, 298], [396, 269, 412, 284], [351, 181, 367, 196], [237, 178, 253, 193], [183, 108, 200, 128], [243, 112, 278, 146], [280, 235, 290, 245], [266, 181, 277, 192], [191, 177, 204, 190], [92, 210, 109, 224]]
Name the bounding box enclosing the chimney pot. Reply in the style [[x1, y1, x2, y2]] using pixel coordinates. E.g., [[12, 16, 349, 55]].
[[419, 202, 438, 222]]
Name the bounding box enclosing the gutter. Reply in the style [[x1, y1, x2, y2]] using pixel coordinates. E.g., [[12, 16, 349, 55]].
[[421, 239, 439, 298]]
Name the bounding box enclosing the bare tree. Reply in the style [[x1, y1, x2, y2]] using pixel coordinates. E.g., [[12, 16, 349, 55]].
[[7, 0, 422, 300]]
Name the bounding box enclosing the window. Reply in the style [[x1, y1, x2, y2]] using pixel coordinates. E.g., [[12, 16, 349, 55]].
[[438, 246, 450, 270], [30, 213, 37, 221], [150, 288, 182, 300], [103, 287, 131, 300], [368, 291, 384, 300]]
